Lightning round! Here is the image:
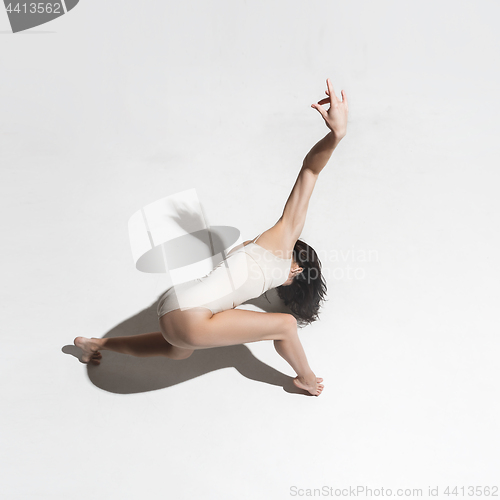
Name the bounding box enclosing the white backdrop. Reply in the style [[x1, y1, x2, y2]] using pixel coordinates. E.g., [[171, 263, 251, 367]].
[[2, 1, 499, 499]]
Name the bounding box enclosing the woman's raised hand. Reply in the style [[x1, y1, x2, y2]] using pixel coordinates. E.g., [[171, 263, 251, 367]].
[[311, 78, 348, 139]]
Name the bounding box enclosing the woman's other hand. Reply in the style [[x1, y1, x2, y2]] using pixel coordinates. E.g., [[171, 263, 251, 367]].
[[311, 78, 348, 139]]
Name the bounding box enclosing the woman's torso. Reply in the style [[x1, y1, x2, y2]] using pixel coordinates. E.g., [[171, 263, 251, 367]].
[[157, 233, 292, 318]]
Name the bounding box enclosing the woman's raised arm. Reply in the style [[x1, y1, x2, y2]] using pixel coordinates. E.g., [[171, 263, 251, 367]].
[[279, 79, 348, 244]]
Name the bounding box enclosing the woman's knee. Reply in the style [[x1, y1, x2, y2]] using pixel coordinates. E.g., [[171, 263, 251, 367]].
[[285, 313, 298, 328], [275, 313, 297, 340], [282, 313, 297, 330]]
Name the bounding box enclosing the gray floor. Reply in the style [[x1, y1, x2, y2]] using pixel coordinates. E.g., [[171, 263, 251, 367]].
[[2, 1, 500, 499]]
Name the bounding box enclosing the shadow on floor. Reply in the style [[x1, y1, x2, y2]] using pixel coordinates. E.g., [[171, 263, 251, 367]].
[[62, 288, 310, 396]]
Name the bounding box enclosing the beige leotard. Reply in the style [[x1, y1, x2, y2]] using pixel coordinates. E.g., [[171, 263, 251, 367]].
[[157, 233, 292, 317]]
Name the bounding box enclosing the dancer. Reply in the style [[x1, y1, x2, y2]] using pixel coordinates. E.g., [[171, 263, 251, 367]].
[[75, 78, 348, 396]]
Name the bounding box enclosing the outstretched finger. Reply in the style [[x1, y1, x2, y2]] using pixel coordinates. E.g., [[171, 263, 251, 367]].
[[327, 78, 338, 103]]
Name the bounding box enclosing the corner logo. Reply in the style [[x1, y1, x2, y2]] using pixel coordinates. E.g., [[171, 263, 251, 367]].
[[3, 0, 79, 33]]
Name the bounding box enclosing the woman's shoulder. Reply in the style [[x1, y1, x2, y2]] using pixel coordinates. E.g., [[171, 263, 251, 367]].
[[250, 220, 295, 260]]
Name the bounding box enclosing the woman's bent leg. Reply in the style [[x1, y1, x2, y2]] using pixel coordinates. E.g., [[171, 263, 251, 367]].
[[162, 308, 323, 394], [207, 311, 315, 379]]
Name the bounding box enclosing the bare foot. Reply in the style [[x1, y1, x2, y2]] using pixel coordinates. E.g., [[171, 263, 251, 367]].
[[293, 375, 324, 396], [74, 336, 103, 365]]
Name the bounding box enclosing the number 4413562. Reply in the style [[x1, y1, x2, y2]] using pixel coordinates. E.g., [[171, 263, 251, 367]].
[[5, 3, 62, 14], [444, 486, 498, 496]]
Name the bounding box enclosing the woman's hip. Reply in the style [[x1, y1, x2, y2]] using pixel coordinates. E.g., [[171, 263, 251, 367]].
[[159, 306, 214, 348]]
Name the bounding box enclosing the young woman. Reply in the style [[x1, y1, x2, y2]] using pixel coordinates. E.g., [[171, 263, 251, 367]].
[[75, 78, 348, 397]]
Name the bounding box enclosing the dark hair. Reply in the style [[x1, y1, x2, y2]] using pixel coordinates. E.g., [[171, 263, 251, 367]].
[[276, 239, 327, 327]]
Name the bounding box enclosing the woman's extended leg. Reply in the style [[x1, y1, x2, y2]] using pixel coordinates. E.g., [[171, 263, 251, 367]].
[[74, 332, 193, 364]]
